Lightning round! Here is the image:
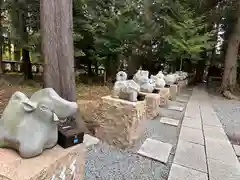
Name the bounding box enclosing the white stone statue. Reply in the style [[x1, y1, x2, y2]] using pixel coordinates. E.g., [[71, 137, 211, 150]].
[[118, 80, 140, 102], [112, 80, 140, 102], [133, 70, 154, 93], [175, 71, 188, 80], [150, 75, 166, 88], [156, 71, 165, 79], [116, 71, 127, 81], [164, 74, 177, 85], [0, 88, 78, 158], [133, 70, 149, 85]]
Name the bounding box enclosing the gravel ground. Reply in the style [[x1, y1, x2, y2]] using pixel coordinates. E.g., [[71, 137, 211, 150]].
[[84, 88, 192, 180], [210, 94, 240, 145]]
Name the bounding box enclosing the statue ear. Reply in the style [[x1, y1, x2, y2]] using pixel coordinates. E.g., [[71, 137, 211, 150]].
[[21, 101, 37, 112]]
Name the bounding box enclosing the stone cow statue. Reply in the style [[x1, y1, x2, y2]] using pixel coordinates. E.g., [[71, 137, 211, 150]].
[[0, 88, 78, 158], [133, 70, 154, 93], [112, 80, 140, 102], [116, 71, 127, 81]]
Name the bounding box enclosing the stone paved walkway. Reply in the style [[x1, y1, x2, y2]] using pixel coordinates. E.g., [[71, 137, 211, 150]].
[[168, 87, 240, 180]]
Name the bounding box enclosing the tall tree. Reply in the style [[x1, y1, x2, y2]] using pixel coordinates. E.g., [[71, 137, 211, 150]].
[[221, 2, 240, 94], [41, 0, 76, 101]]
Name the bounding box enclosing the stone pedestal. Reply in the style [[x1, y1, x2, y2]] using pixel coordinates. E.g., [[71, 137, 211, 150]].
[[177, 80, 186, 94], [95, 96, 147, 148], [140, 92, 160, 120], [0, 144, 85, 180], [178, 80, 186, 89], [170, 85, 178, 100], [158, 88, 170, 106]]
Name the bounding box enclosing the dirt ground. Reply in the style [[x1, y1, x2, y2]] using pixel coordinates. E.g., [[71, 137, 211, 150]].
[[0, 80, 111, 133]]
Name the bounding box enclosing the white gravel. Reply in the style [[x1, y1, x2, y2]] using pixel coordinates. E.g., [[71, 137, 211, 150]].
[[211, 95, 240, 144]]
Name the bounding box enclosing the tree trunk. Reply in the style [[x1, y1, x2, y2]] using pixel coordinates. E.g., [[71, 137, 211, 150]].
[[14, 49, 21, 61], [87, 58, 93, 76], [41, 0, 76, 101], [14, 45, 21, 61], [195, 52, 206, 84], [22, 49, 33, 79], [0, 0, 2, 74], [8, 39, 11, 60], [221, 7, 240, 92]]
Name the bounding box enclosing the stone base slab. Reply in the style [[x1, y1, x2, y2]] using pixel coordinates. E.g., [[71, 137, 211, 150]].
[[0, 144, 85, 180], [140, 92, 160, 120], [95, 96, 147, 148]]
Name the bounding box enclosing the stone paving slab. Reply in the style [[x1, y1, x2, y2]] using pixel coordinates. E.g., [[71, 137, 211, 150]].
[[182, 116, 202, 129], [174, 140, 207, 173], [205, 136, 238, 165], [168, 105, 184, 112], [160, 117, 179, 127], [201, 113, 222, 127], [184, 106, 200, 118], [176, 97, 188, 103], [84, 134, 100, 148], [137, 138, 172, 164], [168, 164, 208, 180], [234, 145, 240, 157], [179, 126, 204, 145], [159, 108, 185, 120], [203, 125, 228, 141], [208, 158, 240, 180]]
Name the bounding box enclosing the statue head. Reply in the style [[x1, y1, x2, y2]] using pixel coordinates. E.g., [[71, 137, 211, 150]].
[[21, 100, 59, 123]]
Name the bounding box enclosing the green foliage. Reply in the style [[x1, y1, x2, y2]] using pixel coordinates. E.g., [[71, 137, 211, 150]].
[[164, 14, 214, 61], [1, 0, 228, 75]]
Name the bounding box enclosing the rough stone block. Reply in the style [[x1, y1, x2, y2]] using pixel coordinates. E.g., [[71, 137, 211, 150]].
[[94, 96, 147, 148], [177, 80, 186, 94], [174, 140, 207, 173], [178, 80, 187, 88], [78, 99, 101, 134], [140, 92, 161, 120], [168, 164, 208, 180], [158, 88, 170, 106], [179, 126, 204, 145], [170, 85, 178, 100], [0, 144, 85, 180]]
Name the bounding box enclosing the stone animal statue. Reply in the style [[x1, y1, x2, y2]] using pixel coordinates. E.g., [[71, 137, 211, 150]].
[[150, 75, 166, 88], [156, 71, 165, 79], [112, 80, 140, 102], [164, 74, 177, 85], [133, 70, 154, 93], [30, 88, 78, 119], [0, 88, 78, 158], [116, 71, 127, 81], [175, 71, 188, 80]]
